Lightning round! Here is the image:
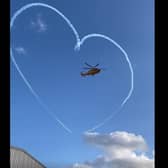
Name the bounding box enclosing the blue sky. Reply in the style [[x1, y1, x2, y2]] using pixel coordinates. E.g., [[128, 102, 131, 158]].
[[10, 0, 154, 167]]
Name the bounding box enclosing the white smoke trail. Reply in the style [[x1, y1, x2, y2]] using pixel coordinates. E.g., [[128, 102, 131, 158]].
[[11, 48, 72, 133], [10, 3, 80, 43], [10, 3, 81, 134], [87, 106, 123, 132], [11, 3, 134, 133], [80, 34, 134, 132]]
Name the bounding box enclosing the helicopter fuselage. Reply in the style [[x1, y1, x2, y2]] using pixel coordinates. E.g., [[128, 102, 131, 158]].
[[81, 68, 101, 77]]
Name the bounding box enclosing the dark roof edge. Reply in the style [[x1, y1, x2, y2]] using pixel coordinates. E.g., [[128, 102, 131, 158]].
[[10, 146, 47, 168]]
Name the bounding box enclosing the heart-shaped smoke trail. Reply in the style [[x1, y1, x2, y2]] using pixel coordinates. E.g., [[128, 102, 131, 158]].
[[10, 3, 134, 134]]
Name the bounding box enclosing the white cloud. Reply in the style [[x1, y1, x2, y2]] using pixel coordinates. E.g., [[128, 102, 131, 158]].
[[15, 47, 26, 55], [69, 131, 154, 168], [73, 163, 92, 168], [31, 14, 47, 32]]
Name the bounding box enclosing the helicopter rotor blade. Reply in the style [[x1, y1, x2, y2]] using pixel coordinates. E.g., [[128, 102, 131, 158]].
[[94, 64, 99, 67], [84, 62, 93, 67], [84, 62, 100, 67]]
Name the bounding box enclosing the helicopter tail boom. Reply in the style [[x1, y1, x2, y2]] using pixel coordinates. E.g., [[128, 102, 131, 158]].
[[80, 72, 87, 77]]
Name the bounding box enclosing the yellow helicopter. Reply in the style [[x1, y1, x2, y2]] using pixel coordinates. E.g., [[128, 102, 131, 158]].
[[80, 62, 102, 77]]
